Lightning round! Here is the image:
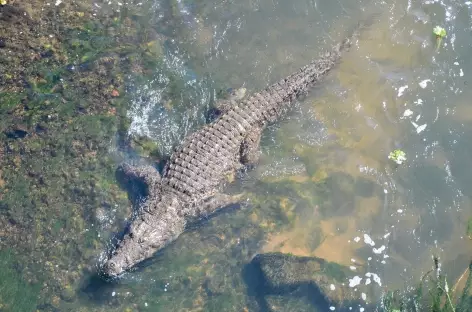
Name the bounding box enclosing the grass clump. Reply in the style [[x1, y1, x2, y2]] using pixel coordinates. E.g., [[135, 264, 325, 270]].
[[382, 257, 472, 312]]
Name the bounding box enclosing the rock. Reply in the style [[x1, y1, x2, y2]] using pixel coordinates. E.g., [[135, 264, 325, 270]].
[[59, 285, 75, 302], [0, 37, 5, 48], [0, 4, 29, 24], [40, 49, 54, 58], [244, 252, 359, 310], [129, 135, 159, 158]]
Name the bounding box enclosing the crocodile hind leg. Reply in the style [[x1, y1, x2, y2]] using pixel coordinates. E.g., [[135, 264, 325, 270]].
[[240, 127, 263, 166], [117, 163, 161, 198], [185, 193, 244, 221]]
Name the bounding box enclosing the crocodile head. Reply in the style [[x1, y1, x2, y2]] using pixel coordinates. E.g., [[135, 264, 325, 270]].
[[101, 194, 185, 278]]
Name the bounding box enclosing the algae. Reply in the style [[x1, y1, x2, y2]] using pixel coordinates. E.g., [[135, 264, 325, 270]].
[[0, 249, 41, 312], [0, 1, 167, 309]]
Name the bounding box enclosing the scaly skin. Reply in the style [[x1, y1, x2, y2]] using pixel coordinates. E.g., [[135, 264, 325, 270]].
[[102, 31, 357, 278]]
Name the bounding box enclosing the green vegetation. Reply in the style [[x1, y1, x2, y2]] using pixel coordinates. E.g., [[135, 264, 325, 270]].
[[466, 217, 472, 239], [433, 26, 447, 51], [0, 249, 41, 312], [383, 258, 472, 312], [389, 149, 407, 165]]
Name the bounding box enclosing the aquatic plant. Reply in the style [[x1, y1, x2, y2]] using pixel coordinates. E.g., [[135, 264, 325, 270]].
[[382, 257, 472, 312], [388, 149, 407, 165], [433, 26, 447, 51], [466, 217, 472, 239]]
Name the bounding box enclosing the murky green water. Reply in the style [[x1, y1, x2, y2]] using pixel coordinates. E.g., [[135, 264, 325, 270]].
[[2, 0, 472, 311]]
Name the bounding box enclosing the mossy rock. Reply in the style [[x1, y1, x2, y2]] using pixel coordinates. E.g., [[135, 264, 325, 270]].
[[130, 135, 160, 158], [245, 252, 359, 310]]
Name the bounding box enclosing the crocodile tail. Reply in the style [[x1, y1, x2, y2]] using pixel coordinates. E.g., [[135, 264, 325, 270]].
[[337, 12, 381, 53]]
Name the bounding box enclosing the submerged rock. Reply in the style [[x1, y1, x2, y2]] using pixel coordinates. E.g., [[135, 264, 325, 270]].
[[244, 252, 359, 311], [5, 126, 28, 139]]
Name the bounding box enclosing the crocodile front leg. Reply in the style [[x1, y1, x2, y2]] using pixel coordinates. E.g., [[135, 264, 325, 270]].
[[240, 127, 263, 166], [211, 87, 247, 117], [117, 163, 161, 198]]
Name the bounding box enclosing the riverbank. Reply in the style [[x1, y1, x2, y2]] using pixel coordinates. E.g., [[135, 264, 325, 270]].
[[0, 1, 161, 309]]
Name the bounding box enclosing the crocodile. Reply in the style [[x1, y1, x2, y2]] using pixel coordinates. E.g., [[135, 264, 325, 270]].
[[102, 27, 360, 278]]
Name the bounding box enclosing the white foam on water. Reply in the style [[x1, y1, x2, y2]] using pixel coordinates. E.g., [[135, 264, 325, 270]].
[[363, 234, 375, 246], [403, 109, 414, 117], [365, 272, 382, 286], [349, 276, 362, 287], [416, 124, 427, 133], [397, 85, 409, 97], [373, 245, 386, 254], [419, 79, 431, 88]]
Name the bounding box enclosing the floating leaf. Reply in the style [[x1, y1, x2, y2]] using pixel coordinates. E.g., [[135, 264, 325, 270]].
[[388, 150, 407, 165], [433, 26, 447, 38]]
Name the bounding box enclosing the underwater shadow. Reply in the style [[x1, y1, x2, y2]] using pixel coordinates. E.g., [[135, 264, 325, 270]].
[[242, 253, 364, 312]]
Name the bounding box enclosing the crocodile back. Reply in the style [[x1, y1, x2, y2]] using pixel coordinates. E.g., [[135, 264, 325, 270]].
[[160, 116, 245, 200]]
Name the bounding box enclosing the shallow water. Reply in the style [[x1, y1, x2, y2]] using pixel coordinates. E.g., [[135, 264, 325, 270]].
[[3, 0, 472, 311]]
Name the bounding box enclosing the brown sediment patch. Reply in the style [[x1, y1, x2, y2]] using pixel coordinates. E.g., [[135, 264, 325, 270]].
[[313, 196, 383, 264], [356, 196, 381, 219], [262, 194, 383, 267], [312, 216, 362, 266], [261, 216, 321, 257], [262, 214, 362, 267]]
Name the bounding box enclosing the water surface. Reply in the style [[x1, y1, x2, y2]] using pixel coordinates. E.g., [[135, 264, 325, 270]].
[[2, 0, 472, 311]]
